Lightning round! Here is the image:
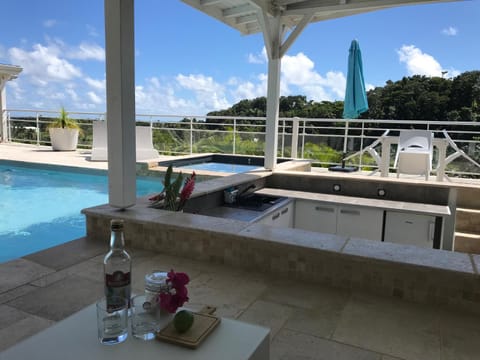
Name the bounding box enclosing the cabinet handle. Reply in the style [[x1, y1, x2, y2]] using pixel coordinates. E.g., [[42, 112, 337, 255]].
[[281, 207, 289, 214], [340, 209, 360, 216], [315, 206, 335, 213], [428, 221, 435, 242], [272, 212, 280, 220]]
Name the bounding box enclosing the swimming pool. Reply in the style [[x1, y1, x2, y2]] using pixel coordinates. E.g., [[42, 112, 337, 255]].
[[157, 154, 293, 173], [0, 161, 162, 263]]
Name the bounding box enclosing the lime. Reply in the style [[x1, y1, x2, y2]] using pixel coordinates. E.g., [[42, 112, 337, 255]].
[[173, 310, 194, 333]]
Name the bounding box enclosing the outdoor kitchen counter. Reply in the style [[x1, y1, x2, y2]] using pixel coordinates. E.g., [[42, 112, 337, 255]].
[[254, 188, 451, 217]]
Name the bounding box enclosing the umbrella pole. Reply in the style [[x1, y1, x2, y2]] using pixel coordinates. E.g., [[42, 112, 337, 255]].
[[329, 120, 358, 172], [342, 121, 349, 167]]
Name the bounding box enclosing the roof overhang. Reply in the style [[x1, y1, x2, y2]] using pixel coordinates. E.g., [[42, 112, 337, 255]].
[[181, 0, 462, 35], [0, 64, 23, 81]]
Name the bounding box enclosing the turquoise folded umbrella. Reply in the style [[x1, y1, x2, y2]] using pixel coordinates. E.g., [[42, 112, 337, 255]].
[[331, 39, 368, 172], [343, 39, 368, 119]]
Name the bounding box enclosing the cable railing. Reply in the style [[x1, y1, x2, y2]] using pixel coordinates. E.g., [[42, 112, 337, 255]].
[[3, 108, 480, 178]]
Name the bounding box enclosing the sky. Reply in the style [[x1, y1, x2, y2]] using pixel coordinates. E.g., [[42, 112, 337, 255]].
[[0, 0, 479, 116]]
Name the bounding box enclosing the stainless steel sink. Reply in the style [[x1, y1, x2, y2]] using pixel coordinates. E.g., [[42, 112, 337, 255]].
[[225, 193, 285, 211]]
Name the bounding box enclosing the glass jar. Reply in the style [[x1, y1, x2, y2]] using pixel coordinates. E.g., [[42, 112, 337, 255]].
[[144, 271, 169, 305]]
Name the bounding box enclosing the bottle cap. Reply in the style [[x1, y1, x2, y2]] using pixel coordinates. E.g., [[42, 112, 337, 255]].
[[110, 219, 124, 231]]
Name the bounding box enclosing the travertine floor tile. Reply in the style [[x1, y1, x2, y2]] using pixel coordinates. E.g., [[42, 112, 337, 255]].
[[333, 292, 441, 360], [0, 305, 54, 352], [7, 275, 103, 321], [438, 307, 480, 360], [0, 259, 53, 293], [271, 328, 382, 360], [238, 299, 294, 338]]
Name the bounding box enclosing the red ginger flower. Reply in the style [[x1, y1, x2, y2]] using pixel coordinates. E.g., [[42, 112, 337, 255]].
[[177, 172, 196, 211]]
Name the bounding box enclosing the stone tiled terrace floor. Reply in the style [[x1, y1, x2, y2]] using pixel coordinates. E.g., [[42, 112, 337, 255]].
[[3, 238, 480, 360], [2, 143, 480, 359]]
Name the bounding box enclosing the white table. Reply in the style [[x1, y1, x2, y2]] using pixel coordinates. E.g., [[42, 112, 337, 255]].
[[379, 136, 447, 181], [0, 304, 270, 360]]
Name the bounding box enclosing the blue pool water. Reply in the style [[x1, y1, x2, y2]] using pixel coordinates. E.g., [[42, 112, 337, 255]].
[[0, 162, 162, 263], [177, 162, 260, 173]]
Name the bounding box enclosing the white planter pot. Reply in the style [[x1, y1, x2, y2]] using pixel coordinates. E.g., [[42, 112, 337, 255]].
[[49, 128, 79, 151]]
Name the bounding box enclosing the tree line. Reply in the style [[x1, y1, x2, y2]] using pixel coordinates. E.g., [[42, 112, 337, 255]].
[[206, 70, 480, 122]]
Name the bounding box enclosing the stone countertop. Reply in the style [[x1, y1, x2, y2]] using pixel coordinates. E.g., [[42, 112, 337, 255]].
[[255, 188, 451, 217]]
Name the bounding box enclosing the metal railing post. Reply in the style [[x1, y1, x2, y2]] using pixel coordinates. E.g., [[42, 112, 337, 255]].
[[359, 122, 365, 168], [301, 120, 306, 158], [190, 118, 193, 155], [36, 112, 40, 146], [291, 117, 299, 158], [7, 111, 11, 142], [233, 118, 236, 155]]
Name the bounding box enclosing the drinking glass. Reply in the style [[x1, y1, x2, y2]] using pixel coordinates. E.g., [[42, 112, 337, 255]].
[[96, 296, 128, 345], [131, 294, 161, 340]]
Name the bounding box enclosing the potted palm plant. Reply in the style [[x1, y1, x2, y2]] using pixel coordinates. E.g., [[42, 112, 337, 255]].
[[48, 107, 81, 151]]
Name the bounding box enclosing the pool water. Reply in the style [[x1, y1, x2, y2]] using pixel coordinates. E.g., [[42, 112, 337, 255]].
[[0, 163, 162, 263], [176, 162, 261, 173]]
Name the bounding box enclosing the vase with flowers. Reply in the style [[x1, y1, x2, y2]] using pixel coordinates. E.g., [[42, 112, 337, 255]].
[[149, 164, 196, 211], [144, 269, 190, 329]]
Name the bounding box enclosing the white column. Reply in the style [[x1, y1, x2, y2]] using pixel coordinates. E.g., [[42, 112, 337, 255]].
[[0, 77, 7, 142], [264, 57, 281, 169], [104, 0, 136, 209]]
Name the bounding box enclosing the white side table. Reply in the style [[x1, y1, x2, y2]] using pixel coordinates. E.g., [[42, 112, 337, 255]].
[[1, 304, 270, 360]]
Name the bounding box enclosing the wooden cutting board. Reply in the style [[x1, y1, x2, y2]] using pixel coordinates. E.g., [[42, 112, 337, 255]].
[[156, 306, 220, 349]]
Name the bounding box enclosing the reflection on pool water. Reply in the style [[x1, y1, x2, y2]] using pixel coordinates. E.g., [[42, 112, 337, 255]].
[[176, 162, 261, 173], [0, 162, 162, 263]]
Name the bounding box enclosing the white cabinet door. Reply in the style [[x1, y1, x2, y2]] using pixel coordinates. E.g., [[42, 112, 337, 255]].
[[275, 202, 294, 228], [336, 206, 384, 241], [294, 200, 337, 234], [257, 202, 294, 228], [384, 211, 436, 248]]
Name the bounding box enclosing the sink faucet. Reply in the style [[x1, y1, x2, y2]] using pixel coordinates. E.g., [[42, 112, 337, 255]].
[[238, 184, 256, 198]]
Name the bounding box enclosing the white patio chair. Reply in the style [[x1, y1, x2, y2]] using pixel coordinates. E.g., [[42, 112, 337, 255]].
[[394, 130, 433, 180], [90, 121, 108, 161], [440, 129, 480, 181]]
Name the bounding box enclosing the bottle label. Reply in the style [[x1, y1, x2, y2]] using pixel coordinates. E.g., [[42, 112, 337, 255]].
[[105, 271, 131, 311]]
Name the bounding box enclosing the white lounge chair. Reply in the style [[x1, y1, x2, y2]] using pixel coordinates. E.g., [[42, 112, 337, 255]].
[[394, 130, 433, 180], [90, 122, 159, 161], [344, 129, 390, 175], [135, 126, 160, 161], [90, 121, 108, 161]]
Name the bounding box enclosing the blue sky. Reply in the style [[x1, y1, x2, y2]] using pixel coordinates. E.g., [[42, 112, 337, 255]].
[[0, 0, 479, 115]]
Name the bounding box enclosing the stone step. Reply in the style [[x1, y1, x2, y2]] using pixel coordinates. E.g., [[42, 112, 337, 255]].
[[455, 208, 480, 234], [454, 231, 480, 254]]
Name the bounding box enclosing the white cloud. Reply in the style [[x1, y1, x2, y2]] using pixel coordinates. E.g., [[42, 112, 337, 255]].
[[442, 26, 458, 36], [231, 74, 267, 102], [397, 45, 443, 77], [8, 44, 82, 85], [67, 42, 104, 61], [176, 74, 230, 110], [84, 77, 106, 91], [248, 47, 267, 64], [135, 78, 191, 114], [87, 91, 103, 104], [280, 52, 346, 101], [43, 19, 57, 28], [86, 24, 100, 37]]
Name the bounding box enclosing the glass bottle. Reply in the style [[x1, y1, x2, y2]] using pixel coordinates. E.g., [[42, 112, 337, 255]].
[[104, 219, 131, 311]]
